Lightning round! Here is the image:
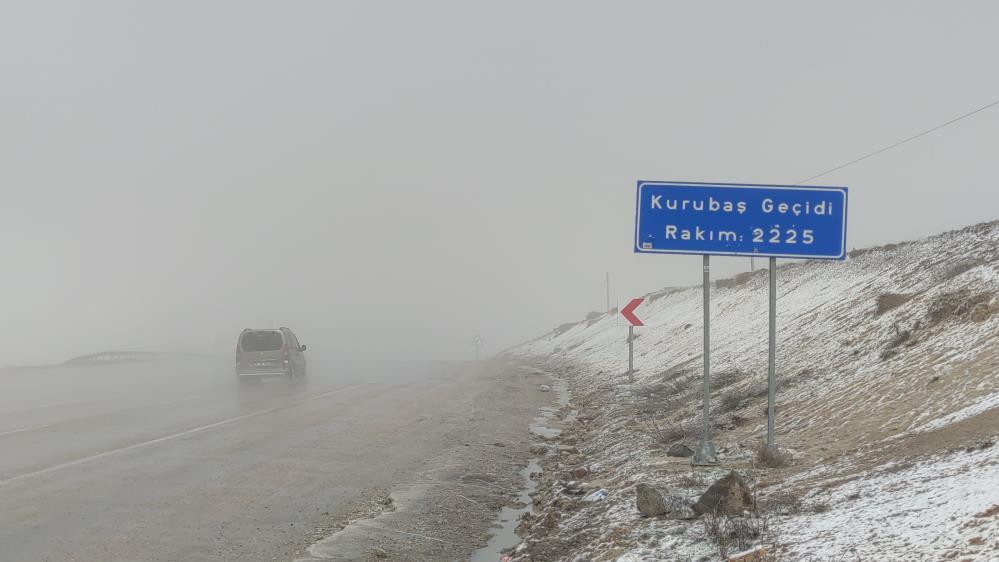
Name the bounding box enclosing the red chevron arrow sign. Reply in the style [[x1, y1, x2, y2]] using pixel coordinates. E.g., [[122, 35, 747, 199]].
[[621, 298, 644, 327]]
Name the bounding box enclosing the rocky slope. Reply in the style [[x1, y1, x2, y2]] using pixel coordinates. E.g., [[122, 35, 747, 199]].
[[504, 220, 999, 561]]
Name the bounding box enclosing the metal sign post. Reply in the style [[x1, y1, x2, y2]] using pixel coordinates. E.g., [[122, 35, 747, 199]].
[[767, 257, 777, 450], [628, 325, 635, 382], [692, 255, 718, 465], [634, 181, 848, 465]]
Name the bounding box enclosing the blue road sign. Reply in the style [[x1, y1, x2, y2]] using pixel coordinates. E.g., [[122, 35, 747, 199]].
[[634, 181, 848, 259]]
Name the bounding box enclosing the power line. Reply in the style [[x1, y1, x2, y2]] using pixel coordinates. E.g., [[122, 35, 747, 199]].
[[797, 97, 999, 185]]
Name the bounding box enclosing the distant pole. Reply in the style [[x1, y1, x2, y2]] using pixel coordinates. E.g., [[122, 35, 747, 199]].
[[767, 257, 777, 450], [605, 272, 610, 312], [693, 255, 718, 465], [751, 256, 756, 271], [627, 324, 634, 383]]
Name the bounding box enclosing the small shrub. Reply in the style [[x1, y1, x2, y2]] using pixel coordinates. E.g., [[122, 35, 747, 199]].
[[749, 383, 768, 399], [675, 473, 705, 488], [585, 312, 605, 326], [808, 501, 832, 514], [754, 442, 793, 468], [732, 270, 760, 287], [716, 278, 737, 289], [730, 414, 751, 428], [966, 437, 995, 453], [881, 322, 914, 360], [713, 370, 745, 389], [655, 420, 700, 444], [722, 516, 761, 549], [703, 506, 776, 559], [719, 391, 744, 413], [552, 322, 577, 337], [647, 288, 676, 302], [941, 258, 984, 281], [760, 490, 803, 515]]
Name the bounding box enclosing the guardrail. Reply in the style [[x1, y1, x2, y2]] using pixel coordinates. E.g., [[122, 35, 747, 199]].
[[63, 351, 203, 365]]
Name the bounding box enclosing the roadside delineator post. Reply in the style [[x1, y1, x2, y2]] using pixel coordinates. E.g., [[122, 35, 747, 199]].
[[628, 324, 634, 383], [620, 298, 644, 383], [470, 334, 484, 361]]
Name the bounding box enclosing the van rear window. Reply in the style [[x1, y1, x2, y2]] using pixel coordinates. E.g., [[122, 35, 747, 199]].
[[239, 331, 284, 352]]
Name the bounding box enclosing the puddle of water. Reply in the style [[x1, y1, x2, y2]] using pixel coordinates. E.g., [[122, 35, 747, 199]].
[[552, 379, 571, 408], [469, 458, 540, 562], [528, 422, 561, 438], [471, 370, 574, 560]]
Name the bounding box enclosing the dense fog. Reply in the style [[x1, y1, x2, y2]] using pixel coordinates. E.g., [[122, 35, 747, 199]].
[[3, 2, 998, 366]]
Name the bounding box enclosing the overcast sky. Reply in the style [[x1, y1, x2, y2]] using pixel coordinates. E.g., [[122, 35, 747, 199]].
[[2, 2, 998, 365]]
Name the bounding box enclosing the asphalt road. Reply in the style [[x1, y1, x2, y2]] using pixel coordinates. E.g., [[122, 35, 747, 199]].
[[0, 357, 542, 562]]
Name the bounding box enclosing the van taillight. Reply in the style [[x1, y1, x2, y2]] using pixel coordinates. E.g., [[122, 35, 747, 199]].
[[282, 344, 289, 358]]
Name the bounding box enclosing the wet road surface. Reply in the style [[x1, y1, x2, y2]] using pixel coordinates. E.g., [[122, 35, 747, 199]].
[[0, 358, 535, 561]]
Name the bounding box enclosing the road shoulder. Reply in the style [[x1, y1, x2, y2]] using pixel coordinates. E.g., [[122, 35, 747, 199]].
[[289, 361, 553, 562]]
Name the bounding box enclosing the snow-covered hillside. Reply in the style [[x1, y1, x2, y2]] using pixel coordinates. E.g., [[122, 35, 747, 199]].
[[506, 220, 999, 561]]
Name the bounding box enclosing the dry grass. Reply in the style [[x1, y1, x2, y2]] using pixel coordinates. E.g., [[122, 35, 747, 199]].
[[927, 290, 993, 325], [713, 370, 746, 389], [718, 390, 745, 414], [875, 293, 913, 315]]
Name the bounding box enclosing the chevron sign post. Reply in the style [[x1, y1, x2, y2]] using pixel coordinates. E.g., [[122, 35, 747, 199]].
[[621, 298, 644, 382]]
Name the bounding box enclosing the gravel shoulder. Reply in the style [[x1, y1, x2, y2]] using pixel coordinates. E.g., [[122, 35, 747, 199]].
[[290, 361, 554, 562]]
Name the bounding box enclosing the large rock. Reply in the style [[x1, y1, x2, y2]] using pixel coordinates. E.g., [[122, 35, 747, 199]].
[[727, 546, 767, 562], [692, 470, 754, 516], [667, 443, 695, 458], [635, 483, 696, 519]]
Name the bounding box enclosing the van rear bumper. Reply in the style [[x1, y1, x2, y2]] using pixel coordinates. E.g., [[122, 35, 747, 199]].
[[236, 369, 290, 378]]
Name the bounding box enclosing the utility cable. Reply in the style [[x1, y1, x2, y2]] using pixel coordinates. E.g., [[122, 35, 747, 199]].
[[797, 97, 999, 184]]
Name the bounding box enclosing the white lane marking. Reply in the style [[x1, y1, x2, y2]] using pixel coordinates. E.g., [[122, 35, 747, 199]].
[[0, 400, 83, 415], [159, 395, 202, 406], [0, 424, 50, 438], [0, 383, 368, 487]]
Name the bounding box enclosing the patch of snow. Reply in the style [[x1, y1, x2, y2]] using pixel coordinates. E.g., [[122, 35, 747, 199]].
[[783, 445, 999, 560], [910, 392, 999, 434]]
